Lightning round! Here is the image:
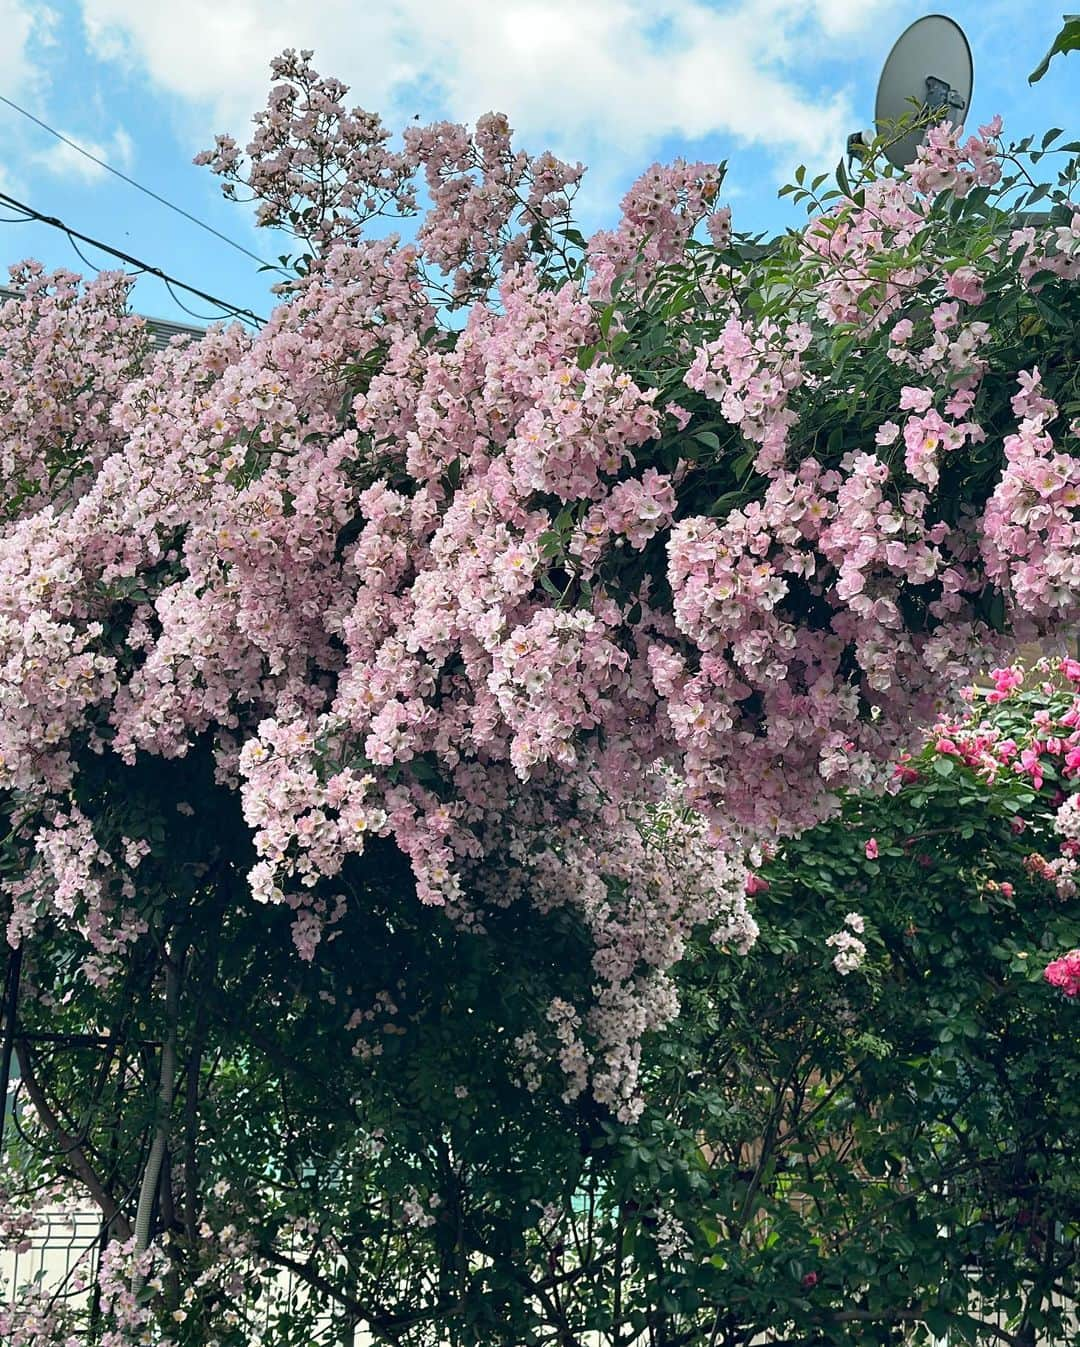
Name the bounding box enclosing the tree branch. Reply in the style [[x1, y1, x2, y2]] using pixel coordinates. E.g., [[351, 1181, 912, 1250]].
[[14, 1040, 132, 1241]]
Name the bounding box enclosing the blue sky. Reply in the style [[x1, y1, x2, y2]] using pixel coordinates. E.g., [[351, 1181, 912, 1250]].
[[0, 0, 1074, 329]]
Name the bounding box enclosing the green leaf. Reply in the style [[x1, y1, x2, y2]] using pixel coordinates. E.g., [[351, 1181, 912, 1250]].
[[924, 1308, 952, 1338], [1029, 14, 1080, 83]]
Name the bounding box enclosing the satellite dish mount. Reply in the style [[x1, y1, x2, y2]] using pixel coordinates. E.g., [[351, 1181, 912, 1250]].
[[924, 74, 966, 117]]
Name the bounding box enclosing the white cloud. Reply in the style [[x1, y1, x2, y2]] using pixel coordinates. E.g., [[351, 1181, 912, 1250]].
[[78, 0, 899, 174], [32, 126, 135, 184], [0, 0, 58, 96], [809, 0, 896, 37]]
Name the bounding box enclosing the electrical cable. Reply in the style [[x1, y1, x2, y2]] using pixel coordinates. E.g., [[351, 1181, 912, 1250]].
[[0, 92, 289, 277], [163, 276, 233, 323], [0, 188, 267, 326], [65, 230, 111, 275]]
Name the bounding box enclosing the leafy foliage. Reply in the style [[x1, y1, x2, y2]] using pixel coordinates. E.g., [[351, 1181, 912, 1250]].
[[0, 48, 1079, 1346]]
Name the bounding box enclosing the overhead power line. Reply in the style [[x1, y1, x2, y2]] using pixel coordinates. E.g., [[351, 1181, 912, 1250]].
[[0, 93, 289, 278], [0, 188, 267, 327]]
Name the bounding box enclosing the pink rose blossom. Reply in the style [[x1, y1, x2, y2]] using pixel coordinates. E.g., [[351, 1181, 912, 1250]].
[[1045, 950, 1080, 997]]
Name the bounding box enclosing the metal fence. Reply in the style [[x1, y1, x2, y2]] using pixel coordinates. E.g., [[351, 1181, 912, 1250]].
[[0, 1208, 102, 1328], [3, 1209, 1076, 1345], [0, 1208, 363, 1344]]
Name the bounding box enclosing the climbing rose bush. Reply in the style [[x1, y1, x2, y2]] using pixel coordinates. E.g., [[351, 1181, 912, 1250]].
[[3, 662, 1076, 1347], [915, 655, 1080, 991], [0, 48, 1079, 1141]]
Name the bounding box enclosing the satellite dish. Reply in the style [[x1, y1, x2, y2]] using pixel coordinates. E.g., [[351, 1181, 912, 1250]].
[[847, 14, 973, 169], [874, 14, 973, 168]]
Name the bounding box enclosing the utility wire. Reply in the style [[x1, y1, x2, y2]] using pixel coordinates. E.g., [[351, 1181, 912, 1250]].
[[0, 93, 290, 278], [65, 231, 111, 276], [0, 188, 267, 326], [163, 277, 233, 324]]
